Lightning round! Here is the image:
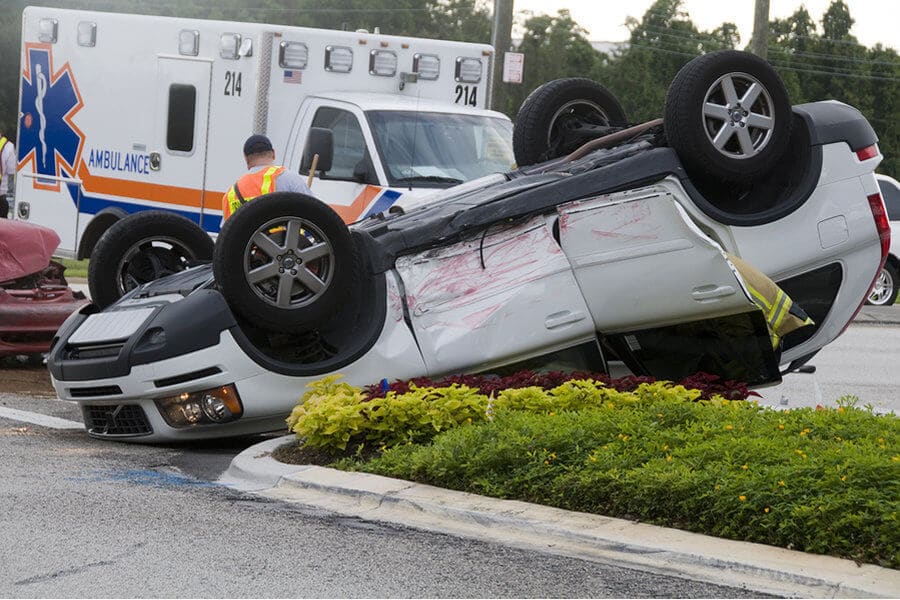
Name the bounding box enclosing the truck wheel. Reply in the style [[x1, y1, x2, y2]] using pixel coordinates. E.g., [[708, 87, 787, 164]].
[[513, 78, 627, 167], [664, 50, 792, 185], [88, 211, 213, 308], [213, 192, 357, 333]]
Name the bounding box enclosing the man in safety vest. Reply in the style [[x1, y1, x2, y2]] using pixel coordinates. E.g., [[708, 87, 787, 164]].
[[222, 134, 313, 222], [0, 130, 15, 219]]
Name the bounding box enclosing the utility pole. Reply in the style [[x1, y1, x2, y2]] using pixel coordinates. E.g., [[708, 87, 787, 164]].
[[750, 0, 770, 58], [490, 0, 514, 113]]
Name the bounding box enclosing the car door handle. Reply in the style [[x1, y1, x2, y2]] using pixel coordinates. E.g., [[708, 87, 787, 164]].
[[545, 310, 587, 329], [691, 285, 735, 301]]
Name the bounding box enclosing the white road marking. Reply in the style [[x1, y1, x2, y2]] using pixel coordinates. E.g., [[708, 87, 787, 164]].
[[0, 406, 83, 430]]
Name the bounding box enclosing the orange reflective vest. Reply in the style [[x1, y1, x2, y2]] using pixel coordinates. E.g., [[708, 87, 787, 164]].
[[222, 165, 285, 220]]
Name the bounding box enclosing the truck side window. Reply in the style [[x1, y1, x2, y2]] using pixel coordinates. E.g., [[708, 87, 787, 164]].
[[305, 107, 365, 181], [167, 84, 196, 153]]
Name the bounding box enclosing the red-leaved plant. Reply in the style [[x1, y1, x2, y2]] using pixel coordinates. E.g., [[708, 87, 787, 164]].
[[364, 370, 758, 402]]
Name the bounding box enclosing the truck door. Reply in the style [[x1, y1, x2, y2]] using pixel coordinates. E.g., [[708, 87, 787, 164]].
[[287, 101, 388, 224], [152, 57, 212, 229]]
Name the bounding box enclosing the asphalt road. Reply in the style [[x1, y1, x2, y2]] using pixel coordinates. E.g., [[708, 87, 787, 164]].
[[0, 400, 763, 598]]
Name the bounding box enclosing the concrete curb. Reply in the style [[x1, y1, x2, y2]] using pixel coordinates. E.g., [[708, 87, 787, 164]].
[[220, 436, 900, 598]]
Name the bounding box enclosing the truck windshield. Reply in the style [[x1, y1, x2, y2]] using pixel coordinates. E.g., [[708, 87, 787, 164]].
[[366, 110, 514, 188]]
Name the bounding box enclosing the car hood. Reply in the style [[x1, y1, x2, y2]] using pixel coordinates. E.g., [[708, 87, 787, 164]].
[[0, 220, 60, 283]]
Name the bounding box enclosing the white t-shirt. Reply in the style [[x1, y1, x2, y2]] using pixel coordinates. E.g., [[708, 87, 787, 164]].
[[0, 138, 15, 196]]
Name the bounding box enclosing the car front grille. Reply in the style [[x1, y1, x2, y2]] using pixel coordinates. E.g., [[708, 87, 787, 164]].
[[69, 385, 123, 398], [63, 343, 123, 361], [82, 404, 152, 437]]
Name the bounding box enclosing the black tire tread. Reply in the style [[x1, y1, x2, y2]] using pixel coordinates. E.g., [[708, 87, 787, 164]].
[[88, 211, 213, 308], [213, 193, 357, 333], [513, 78, 627, 167], [664, 50, 792, 184]]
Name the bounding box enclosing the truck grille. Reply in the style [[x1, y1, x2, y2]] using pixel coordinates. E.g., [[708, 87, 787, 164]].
[[69, 385, 123, 398], [63, 343, 123, 360], [82, 404, 152, 437]]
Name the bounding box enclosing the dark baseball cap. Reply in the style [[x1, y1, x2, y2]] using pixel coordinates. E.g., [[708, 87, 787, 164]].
[[243, 134, 274, 156]]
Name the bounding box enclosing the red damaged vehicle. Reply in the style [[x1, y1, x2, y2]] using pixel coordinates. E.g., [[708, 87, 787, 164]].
[[0, 220, 89, 359]]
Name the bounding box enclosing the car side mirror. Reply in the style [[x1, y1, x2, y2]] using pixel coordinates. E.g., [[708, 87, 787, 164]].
[[301, 127, 334, 173]]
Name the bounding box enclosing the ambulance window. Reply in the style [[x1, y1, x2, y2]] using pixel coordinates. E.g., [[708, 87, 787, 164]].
[[306, 107, 365, 181], [167, 84, 196, 152]]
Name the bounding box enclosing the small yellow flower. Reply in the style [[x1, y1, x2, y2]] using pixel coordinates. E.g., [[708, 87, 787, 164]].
[[741, 464, 748, 470], [841, 475, 847, 482], [657, 413, 664, 418], [764, 507, 770, 513], [739, 495, 747, 502], [778, 480, 786, 487], [549, 411, 555, 416], [777, 424, 785, 430], [666, 455, 673, 462], [725, 424, 734, 431], [543, 460, 549, 465], [837, 407, 845, 413], [589, 455, 598, 463]]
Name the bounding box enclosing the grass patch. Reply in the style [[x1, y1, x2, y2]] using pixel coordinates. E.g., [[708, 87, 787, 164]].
[[57, 258, 88, 279], [281, 377, 899, 568]]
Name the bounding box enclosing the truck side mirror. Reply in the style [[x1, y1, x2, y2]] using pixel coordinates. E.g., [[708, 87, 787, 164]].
[[301, 127, 334, 173]]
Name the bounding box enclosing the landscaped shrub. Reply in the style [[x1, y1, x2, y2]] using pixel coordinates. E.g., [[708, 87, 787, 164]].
[[345, 395, 899, 568], [283, 374, 898, 566]]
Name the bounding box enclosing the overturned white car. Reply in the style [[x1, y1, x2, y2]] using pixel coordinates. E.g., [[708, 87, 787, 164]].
[[47, 51, 889, 441]]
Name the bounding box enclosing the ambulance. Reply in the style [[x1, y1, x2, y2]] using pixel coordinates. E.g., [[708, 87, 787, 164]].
[[14, 6, 514, 259]]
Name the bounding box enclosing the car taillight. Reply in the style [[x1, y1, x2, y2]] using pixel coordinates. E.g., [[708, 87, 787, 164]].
[[841, 192, 891, 334], [856, 144, 879, 161]]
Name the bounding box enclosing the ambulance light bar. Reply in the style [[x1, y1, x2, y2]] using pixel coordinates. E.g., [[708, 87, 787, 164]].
[[280, 41, 308, 69], [369, 50, 397, 77], [220, 33, 241, 59], [413, 53, 440, 80], [179, 30, 199, 56], [455, 57, 482, 83], [77, 21, 96, 47], [325, 45, 353, 73], [39, 18, 58, 43]]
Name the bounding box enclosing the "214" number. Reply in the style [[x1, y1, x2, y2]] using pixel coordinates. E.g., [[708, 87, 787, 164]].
[[454, 84, 477, 107]]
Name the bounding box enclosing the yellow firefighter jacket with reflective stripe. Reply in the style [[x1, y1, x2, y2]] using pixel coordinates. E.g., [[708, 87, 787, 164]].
[[728, 253, 814, 348], [222, 165, 285, 221]]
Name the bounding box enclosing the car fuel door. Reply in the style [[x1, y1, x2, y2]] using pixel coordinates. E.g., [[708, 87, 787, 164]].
[[557, 184, 781, 385]]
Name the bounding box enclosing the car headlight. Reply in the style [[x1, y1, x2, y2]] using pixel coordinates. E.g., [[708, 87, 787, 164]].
[[155, 384, 243, 428]]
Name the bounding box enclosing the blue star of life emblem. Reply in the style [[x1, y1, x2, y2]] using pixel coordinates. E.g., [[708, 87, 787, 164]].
[[19, 43, 85, 189]]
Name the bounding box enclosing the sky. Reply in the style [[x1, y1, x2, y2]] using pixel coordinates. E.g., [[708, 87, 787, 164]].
[[511, 0, 899, 49]]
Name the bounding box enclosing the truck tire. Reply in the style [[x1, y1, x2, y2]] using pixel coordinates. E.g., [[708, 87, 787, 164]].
[[213, 192, 358, 333], [664, 50, 792, 185], [88, 211, 213, 308], [513, 78, 627, 167]]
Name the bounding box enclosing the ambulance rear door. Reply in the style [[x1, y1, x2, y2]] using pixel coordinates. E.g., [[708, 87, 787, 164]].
[[150, 56, 212, 230]]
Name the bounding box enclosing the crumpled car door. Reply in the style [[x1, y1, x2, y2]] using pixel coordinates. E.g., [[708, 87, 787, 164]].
[[557, 184, 781, 385]]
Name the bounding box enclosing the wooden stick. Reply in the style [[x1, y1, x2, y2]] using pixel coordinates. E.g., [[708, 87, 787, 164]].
[[306, 153, 319, 188]]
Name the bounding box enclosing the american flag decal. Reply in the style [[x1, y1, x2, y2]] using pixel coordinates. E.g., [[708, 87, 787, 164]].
[[283, 70, 302, 84]]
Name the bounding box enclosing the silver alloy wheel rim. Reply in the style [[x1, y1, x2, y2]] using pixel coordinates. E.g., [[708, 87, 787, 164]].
[[116, 236, 196, 295], [868, 267, 894, 305], [547, 99, 610, 146], [702, 71, 775, 160], [243, 216, 334, 310]]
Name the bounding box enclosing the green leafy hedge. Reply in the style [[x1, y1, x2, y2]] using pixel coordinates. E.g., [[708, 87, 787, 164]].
[[285, 376, 899, 567]]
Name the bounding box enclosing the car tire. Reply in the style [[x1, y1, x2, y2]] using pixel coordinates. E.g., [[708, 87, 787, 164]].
[[213, 192, 357, 333], [88, 211, 214, 308], [513, 78, 627, 167], [866, 262, 899, 306], [664, 50, 792, 185]]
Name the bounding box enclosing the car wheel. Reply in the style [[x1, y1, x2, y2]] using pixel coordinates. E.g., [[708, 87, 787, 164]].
[[88, 211, 214, 308], [866, 262, 899, 306], [664, 50, 792, 185], [513, 78, 627, 167], [213, 192, 357, 333]]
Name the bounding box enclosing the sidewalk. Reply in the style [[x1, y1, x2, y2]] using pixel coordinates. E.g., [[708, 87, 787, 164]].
[[219, 436, 900, 599]]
